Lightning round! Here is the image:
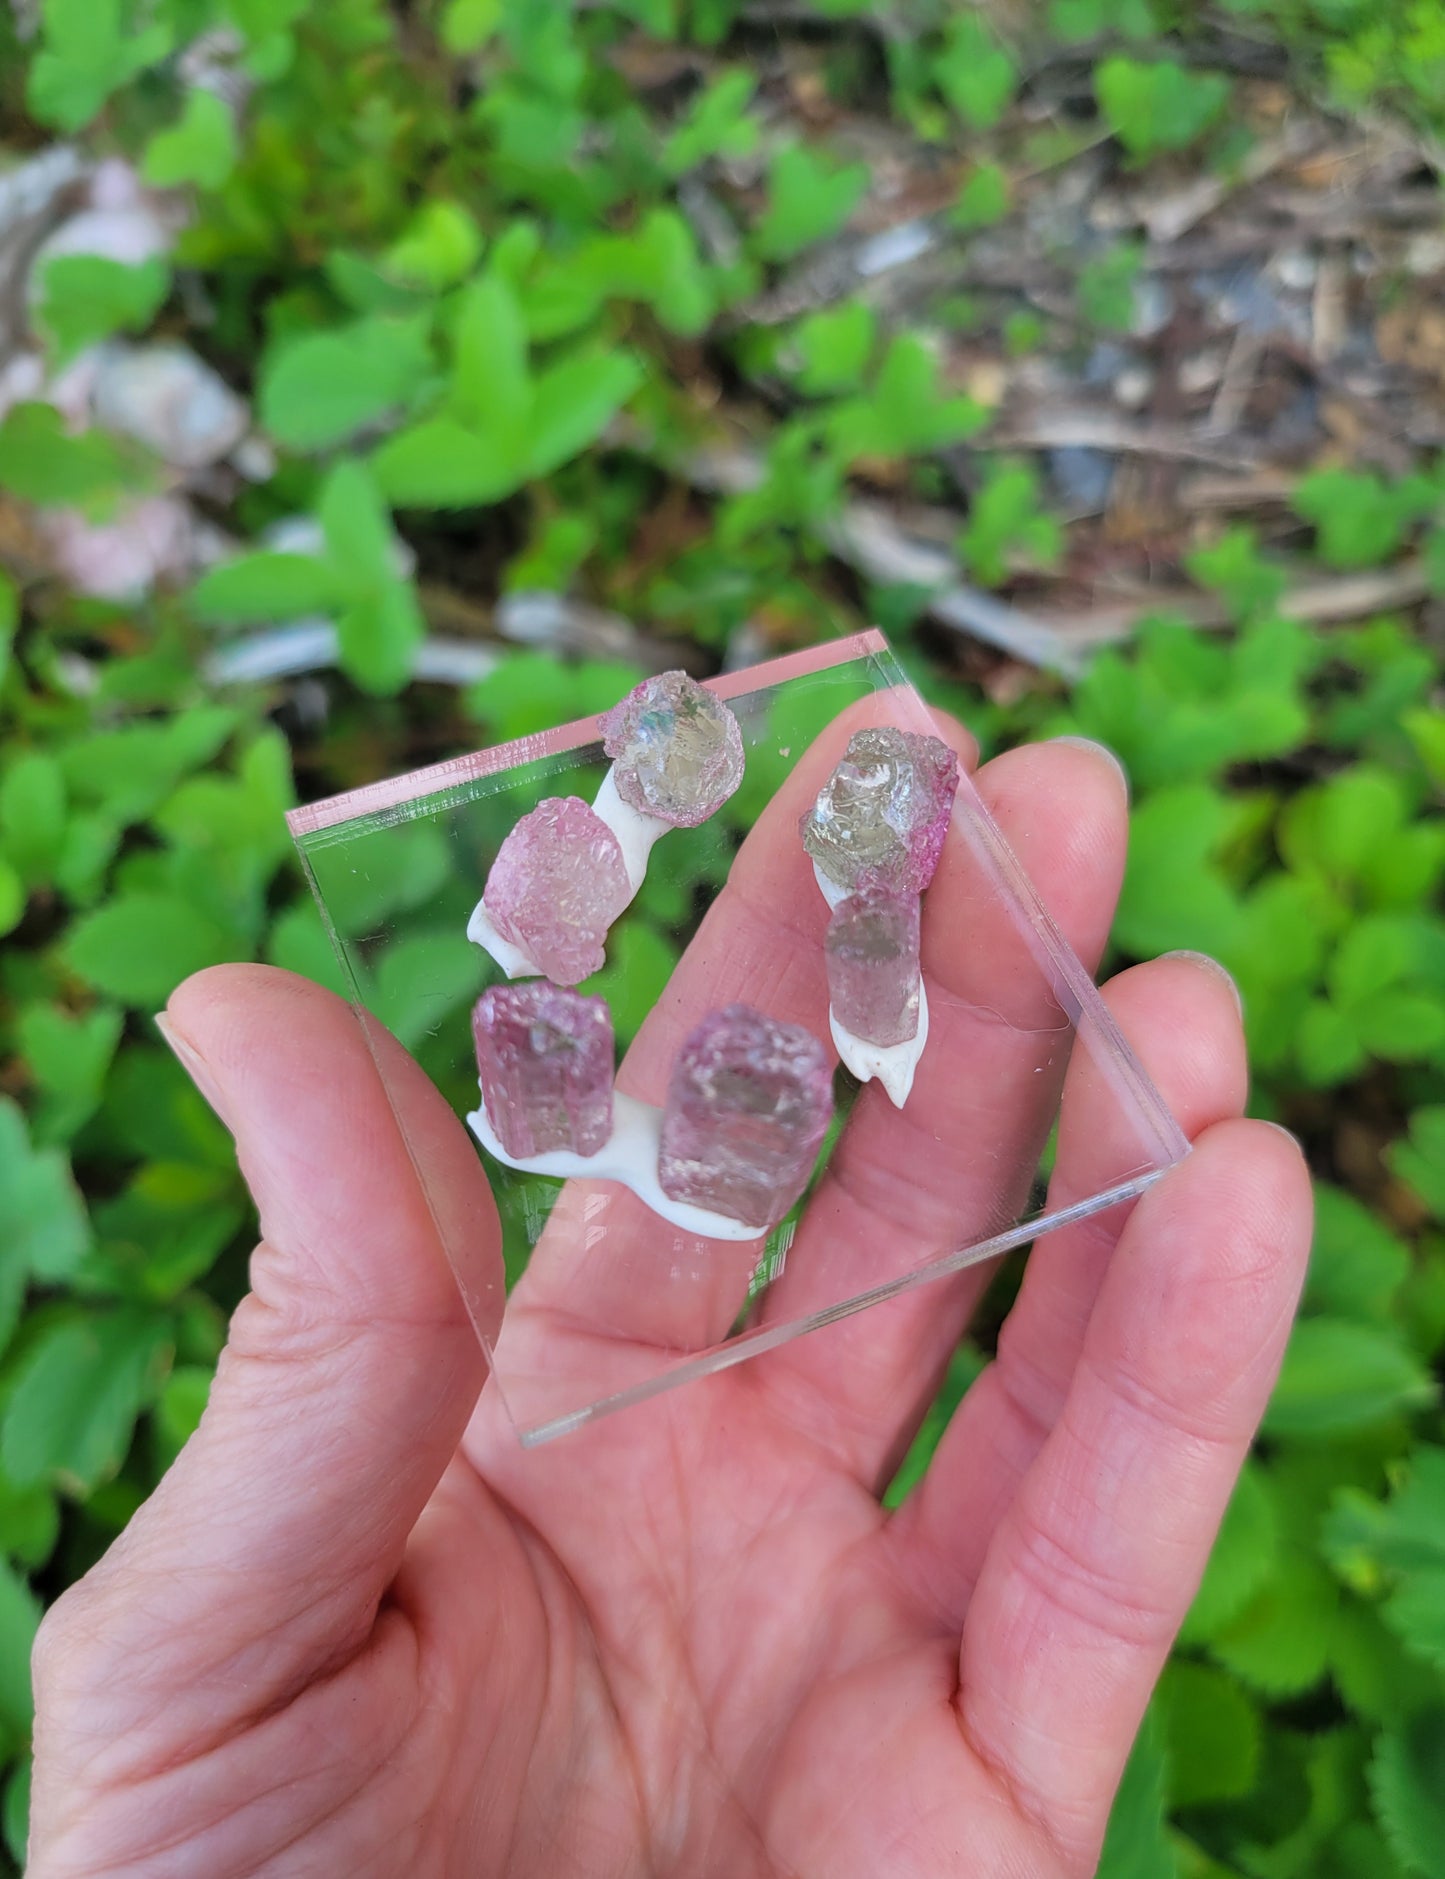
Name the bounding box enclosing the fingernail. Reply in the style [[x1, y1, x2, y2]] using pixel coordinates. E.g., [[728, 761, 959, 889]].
[[1160, 949, 1243, 1017], [1257, 1119, 1303, 1151], [1051, 735, 1129, 801], [154, 1011, 232, 1130]]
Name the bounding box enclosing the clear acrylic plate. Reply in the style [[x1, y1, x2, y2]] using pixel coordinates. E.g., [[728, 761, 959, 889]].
[[289, 630, 1189, 1445]]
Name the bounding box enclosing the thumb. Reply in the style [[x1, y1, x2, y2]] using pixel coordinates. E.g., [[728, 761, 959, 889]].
[[34, 965, 501, 1750]]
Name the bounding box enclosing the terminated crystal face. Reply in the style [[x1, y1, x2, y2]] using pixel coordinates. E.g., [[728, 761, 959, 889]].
[[800, 727, 960, 895], [485, 796, 632, 985], [599, 670, 745, 827], [473, 982, 614, 1159], [658, 1003, 833, 1227], [826, 889, 921, 1048]]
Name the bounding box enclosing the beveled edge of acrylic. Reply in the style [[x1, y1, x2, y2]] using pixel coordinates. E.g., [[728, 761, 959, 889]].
[[514, 1167, 1174, 1445], [285, 628, 891, 839]]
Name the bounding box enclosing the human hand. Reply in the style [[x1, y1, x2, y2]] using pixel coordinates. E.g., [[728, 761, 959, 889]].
[[28, 726, 1311, 1878]]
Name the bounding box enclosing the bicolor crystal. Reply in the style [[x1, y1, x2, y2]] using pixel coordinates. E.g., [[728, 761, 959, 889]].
[[826, 889, 921, 1048], [473, 982, 614, 1159], [658, 1004, 833, 1228], [599, 670, 745, 827], [800, 727, 960, 896], [485, 796, 632, 985]]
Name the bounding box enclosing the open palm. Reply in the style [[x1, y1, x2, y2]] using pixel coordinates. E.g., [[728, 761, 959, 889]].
[[29, 729, 1310, 1879]]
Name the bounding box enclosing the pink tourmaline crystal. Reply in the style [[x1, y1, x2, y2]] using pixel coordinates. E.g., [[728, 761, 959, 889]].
[[485, 796, 632, 985], [599, 670, 745, 827], [800, 727, 959, 895], [658, 1004, 833, 1227], [826, 889, 921, 1048], [473, 982, 614, 1159]]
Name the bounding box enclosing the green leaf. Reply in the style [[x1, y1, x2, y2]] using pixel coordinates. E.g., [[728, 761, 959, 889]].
[[959, 460, 1062, 585], [1329, 915, 1418, 1006], [265, 901, 350, 998], [755, 144, 868, 261], [1115, 784, 1242, 959], [830, 333, 986, 461], [0, 751, 67, 884], [1280, 768, 1407, 884], [383, 200, 483, 290], [1210, 1552, 1339, 1696], [583, 919, 679, 1045], [1403, 706, 1445, 789], [1295, 470, 1433, 570], [0, 858, 22, 939], [337, 582, 425, 696], [1371, 1709, 1445, 1879], [525, 348, 643, 480], [1355, 989, 1445, 1060], [0, 402, 129, 509], [0, 1097, 91, 1349], [259, 314, 433, 452], [1, 1311, 172, 1493], [1187, 526, 1288, 622], [1097, 56, 1230, 157], [59, 708, 236, 826], [0, 1560, 40, 1750], [936, 15, 1017, 129], [1327, 1451, 1445, 1674], [1179, 1459, 1278, 1644], [795, 303, 876, 395], [2, 1760, 28, 1872], [662, 69, 758, 175], [64, 892, 243, 1007], [450, 274, 532, 453], [1330, 1596, 1444, 1727], [1097, 1702, 1177, 1879], [17, 1003, 124, 1144], [1297, 997, 1367, 1086], [371, 927, 480, 1049], [440, 0, 501, 53], [152, 1365, 213, 1472], [1307, 1185, 1410, 1322], [142, 88, 239, 191], [0, 1466, 58, 1570], [1157, 1659, 1262, 1807], [28, 0, 170, 130], [951, 162, 1011, 232], [373, 416, 522, 507], [1079, 240, 1144, 331], [1266, 1318, 1436, 1438], [1389, 1108, 1445, 1219], [191, 552, 342, 626], [317, 459, 396, 590], [35, 254, 170, 366]]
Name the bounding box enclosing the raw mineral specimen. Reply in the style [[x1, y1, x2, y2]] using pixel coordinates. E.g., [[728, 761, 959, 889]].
[[658, 1003, 833, 1227], [800, 727, 959, 895], [485, 796, 632, 985], [472, 982, 614, 1159], [599, 670, 745, 827], [825, 889, 921, 1048]]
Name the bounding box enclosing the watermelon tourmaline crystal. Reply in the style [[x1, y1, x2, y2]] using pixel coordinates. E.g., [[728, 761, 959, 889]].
[[599, 669, 745, 827], [800, 727, 960, 896], [472, 982, 614, 1159], [657, 1003, 833, 1228], [825, 889, 921, 1049], [484, 795, 632, 985]]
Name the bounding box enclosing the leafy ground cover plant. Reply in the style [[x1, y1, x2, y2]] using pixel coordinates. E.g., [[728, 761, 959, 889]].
[[2, 2, 1445, 1874]]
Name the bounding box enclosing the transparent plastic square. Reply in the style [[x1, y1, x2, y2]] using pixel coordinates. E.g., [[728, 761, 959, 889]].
[[289, 630, 1189, 1445]]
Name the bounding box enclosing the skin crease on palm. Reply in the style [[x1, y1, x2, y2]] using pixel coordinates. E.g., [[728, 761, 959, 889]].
[[26, 714, 1313, 1879]]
